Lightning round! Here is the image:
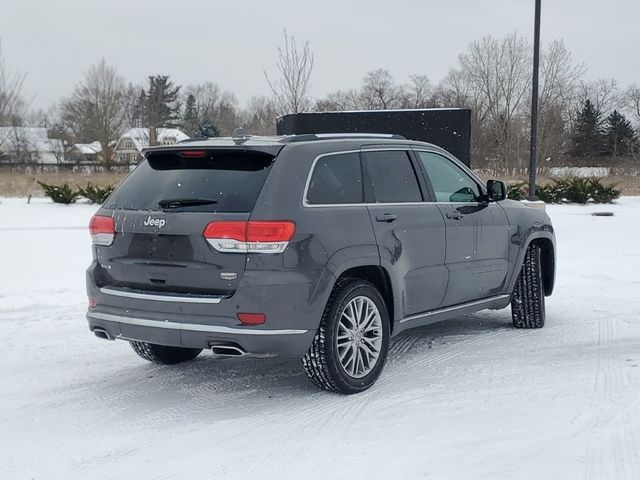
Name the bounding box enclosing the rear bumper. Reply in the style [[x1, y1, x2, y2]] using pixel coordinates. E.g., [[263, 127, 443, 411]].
[[87, 310, 316, 357], [85, 263, 333, 357]]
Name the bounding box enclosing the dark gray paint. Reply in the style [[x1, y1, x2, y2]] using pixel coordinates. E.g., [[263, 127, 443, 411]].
[[86, 137, 555, 356]]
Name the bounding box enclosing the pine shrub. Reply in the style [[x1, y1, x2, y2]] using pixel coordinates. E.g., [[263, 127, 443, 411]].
[[585, 178, 621, 204], [507, 182, 527, 200], [506, 177, 620, 204], [37, 181, 80, 204], [78, 182, 115, 204]]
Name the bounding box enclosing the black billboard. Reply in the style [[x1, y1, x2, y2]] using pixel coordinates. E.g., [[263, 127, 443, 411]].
[[276, 109, 472, 166]]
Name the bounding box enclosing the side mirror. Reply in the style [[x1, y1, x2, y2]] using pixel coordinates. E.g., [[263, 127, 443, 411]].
[[487, 180, 506, 202]]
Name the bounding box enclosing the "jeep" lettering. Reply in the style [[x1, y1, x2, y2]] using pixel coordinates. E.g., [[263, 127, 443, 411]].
[[143, 216, 166, 228]]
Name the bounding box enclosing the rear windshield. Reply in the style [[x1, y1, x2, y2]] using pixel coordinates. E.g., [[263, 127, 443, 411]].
[[104, 150, 276, 212]]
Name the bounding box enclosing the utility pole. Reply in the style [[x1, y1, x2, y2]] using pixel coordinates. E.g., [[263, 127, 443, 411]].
[[528, 0, 542, 200]]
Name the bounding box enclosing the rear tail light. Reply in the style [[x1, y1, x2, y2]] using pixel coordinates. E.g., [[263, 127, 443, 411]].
[[203, 221, 295, 254], [89, 215, 115, 246]]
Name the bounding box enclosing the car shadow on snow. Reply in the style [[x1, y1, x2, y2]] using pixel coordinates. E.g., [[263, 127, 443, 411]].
[[69, 310, 514, 422]]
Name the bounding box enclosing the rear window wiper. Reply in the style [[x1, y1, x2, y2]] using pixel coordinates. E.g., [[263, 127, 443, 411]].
[[158, 198, 219, 209]]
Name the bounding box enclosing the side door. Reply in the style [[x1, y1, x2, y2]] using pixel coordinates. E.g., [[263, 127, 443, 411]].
[[413, 149, 510, 306], [362, 148, 448, 318]]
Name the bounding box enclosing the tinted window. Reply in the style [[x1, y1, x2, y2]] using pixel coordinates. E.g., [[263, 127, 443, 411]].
[[416, 151, 481, 203], [306, 152, 363, 204], [363, 150, 422, 203], [105, 150, 275, 212]]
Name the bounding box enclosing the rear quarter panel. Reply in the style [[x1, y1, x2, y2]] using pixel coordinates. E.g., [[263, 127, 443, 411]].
[[249, 142, 380, 327]]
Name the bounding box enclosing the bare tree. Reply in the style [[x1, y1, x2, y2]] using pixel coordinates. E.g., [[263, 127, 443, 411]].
[[576, 79, 624, 119], [536, 40, 585, 162], [436, 68, 493, 165], [0, 39, 27, 126], [316, 69, 406, 112], [121, 83, 144, 128], [539, 40, 585, 111], [314, 89, 361, 112], [625, 85, 640, 123], [264, 31, 314, 115], [401, 74, 436, 108], [437, 69, 479, 111], [3, 126, 39, 163], [240, 96, 278, 135], [182, 82, 239, 135], [60, 59, 125, 168], [458, 33, 532, 167], [360, 69, 404, 109]]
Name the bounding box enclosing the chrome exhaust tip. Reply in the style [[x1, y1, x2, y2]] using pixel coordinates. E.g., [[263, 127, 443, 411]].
[[93, 327, 113, 340], [210, 343, 246, 356]]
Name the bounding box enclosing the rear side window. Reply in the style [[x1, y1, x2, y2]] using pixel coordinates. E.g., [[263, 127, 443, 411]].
[[104, 150, 275, 212], [362, 150, 422, 203], [306, 152, 363, 205]]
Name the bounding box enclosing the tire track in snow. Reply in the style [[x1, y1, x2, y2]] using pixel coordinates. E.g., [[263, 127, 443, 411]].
[[214, 323, 539, 469], [583, 317, 640, 480], [373, 326, 534, 407]]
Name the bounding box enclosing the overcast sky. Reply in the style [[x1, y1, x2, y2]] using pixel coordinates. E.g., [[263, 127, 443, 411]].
[[1, 0, 638, 110]]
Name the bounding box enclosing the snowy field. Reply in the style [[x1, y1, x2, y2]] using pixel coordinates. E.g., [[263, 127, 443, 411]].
[[1, 196, 640, 480]]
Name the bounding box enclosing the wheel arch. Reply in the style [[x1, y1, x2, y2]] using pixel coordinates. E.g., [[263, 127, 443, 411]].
[[332, 265, 396, 333], [508, 233, 556, 297]]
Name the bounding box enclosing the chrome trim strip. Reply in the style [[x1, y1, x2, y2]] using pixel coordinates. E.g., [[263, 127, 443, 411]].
[[301, 146, 487, 208], [399, 295, 511, 324], [303, 148, 434, 208], [303, 201, 485, 208], [87, 312, 309, 335], [100, 287, 224, 304]]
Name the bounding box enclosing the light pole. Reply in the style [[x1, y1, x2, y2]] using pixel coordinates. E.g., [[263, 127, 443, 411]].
[[528, 0, 541, 200]]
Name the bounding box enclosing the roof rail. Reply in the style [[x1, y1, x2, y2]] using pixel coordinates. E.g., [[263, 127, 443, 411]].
[[282, 133, 406, 143]]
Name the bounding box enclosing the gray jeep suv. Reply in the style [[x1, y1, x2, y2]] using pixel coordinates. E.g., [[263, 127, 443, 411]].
[[86, 133, 555, 394]]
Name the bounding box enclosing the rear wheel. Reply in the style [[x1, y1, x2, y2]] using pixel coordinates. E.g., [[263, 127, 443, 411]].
[[130, 341, 202, 365], [302, 279, 390, 394], [511, 243, 546, 329]]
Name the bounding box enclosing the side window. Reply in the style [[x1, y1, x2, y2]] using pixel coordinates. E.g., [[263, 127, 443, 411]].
[[362, 150, 422, 203], [416, 151, 481, 203], [306, 152, 363, 205]]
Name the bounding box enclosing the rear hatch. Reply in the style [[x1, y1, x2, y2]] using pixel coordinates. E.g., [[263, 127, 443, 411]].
[[94, 146, 281, 297]]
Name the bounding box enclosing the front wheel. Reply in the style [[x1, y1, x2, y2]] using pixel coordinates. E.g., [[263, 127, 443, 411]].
[[130, 341, 202, 365], [303, 279, 390, 394], [511, 243, 546, 329]]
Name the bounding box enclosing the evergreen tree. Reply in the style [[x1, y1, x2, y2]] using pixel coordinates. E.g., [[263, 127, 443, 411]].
[[195, 119, 219, 138], [132, 89, 146, 127], [182, 94, 198, 137], [603, 110, 637, 157], [569, 99, 605, 157], [142, 75, 181, 128]]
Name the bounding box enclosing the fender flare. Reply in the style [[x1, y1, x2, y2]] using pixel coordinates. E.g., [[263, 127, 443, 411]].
[[314, 245, 401, 323], [507, 230, 556, 296]]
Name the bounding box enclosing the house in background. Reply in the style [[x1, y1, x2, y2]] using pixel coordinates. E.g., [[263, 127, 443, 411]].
[[0, 127, 64, 164], [113, 128, 190, 163], [70, 141, 102, 163]]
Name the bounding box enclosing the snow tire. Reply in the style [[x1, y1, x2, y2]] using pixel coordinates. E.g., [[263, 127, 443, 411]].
[[302, 279, 390, 394], [511, 243, 546, 329], [130, 341, 202, 365]]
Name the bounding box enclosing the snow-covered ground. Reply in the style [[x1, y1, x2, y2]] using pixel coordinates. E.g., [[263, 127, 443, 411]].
[[1, 197, 640, 480]]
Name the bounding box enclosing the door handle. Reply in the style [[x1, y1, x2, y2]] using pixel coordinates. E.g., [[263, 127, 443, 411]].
[[376, 213, 398, 223], [445, 211, 464, 220]]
